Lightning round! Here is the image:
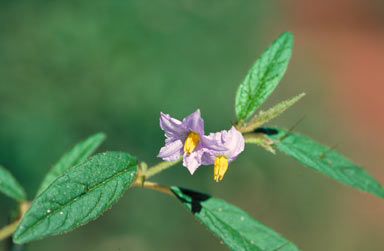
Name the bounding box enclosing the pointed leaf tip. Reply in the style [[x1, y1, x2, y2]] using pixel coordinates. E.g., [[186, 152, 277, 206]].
[[238, 92, 305, 133], [36, 132, 106, 196], [235, 31, 294, 121], [266, 128, 384, 199], [0, 166, 26, 201]]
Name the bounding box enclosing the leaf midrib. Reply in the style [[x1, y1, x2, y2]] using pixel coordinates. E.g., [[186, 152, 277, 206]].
[[241, 38, 290, 120], [274, 132, 384, 198]]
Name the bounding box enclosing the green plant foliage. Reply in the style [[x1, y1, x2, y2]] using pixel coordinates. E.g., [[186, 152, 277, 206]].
[[0, 166, 26, 201], [240, 93, 305, 133], [244, 133, 276, 154], [266, 128, 384, 198], [36, 133, 106, 196], [13, 152, 137, 244], [235, 31, 293, 122], [171, 187, 299, 251]]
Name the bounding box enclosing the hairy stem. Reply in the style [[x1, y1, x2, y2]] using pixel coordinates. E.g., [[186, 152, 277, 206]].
[[0, 221, 19, 241], [134, 181, 174, 196], [0, 201, 30, 241], [243, 133, 276, 154], [144, 158, 182, 179]]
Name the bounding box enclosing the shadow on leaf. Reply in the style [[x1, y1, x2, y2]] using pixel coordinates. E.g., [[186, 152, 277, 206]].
[[172, 187, 211, 214], [254, 127, 279, 135]]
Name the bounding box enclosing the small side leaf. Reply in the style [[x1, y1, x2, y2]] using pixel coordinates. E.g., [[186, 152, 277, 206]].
[[239, 93, 305, 133], [13, 152, 137, 244], [36, 133, 106, 196], [0, 166, 26, 201], [265, 128, 384, 198], [235, 31, 294, 121], [171, 187, 299, 251]]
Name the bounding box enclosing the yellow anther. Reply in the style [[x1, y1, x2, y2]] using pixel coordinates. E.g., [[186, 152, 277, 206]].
[[213, 155, 228, 182], [184, 132, 199, 154]]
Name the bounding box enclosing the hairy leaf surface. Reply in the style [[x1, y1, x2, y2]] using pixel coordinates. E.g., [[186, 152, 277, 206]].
[[13, 152, 137, 244], [266, 128, 384, 198], [235, 32, 293, 121], [36, 133, 106, 196], [172, 187, 299, 251]]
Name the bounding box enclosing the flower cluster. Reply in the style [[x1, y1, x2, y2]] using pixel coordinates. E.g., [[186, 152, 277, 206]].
[[157, 109, 245, 182]]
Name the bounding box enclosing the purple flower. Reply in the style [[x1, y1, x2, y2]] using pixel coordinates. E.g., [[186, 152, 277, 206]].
[[201, 126, 245, 182], [157, 109, 206, 174], [157, 110, 245, 180]]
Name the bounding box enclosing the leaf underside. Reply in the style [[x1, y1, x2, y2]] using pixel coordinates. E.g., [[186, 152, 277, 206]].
[[235, 31, 294, 121], [13, 152, 137, 244], [243, 93, 305, 132], [0, 166, 26, 201], [265, 128, 384, 198], [36, 133, 106, 196], [172, 187, 299, 251]]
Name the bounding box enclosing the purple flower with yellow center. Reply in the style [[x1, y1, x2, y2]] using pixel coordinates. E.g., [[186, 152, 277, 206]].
[[157, 109, 206, 174], [201, 126, 245, 182]]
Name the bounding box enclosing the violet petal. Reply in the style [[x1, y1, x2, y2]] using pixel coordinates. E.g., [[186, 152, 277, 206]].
[[183, 151, 203, 174], [182, 109, 204, 135], [157, 139, 184, 161], [160, 112, 187, 139]]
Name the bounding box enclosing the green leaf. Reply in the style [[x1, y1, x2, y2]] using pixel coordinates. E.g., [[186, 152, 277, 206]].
[[0, 166, 26, 201], [235, 31, 294, 121], [36, 133, 106, 196], [265, 128, 384, 198], [13, 152, 137, 244], [239, 93, 305, 133], [171, 187, 299, 251]]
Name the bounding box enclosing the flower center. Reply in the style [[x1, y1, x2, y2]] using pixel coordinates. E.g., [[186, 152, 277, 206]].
[[213, 155, 228, 182], [184, 132, 199, 155]]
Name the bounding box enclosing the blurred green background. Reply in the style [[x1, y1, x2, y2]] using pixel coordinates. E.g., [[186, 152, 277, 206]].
[[1, 0, 384, 250]]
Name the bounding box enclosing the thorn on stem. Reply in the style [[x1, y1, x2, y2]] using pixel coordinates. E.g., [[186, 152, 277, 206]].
[[279, 116, 306, 141]]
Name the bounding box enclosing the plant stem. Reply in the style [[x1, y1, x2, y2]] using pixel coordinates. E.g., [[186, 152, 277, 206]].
[[0, 221, 19, 241], [0, 201, 30, 241], [144, 158, 182, 179], [134, 181, 174, 197]]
